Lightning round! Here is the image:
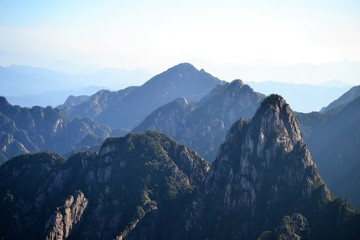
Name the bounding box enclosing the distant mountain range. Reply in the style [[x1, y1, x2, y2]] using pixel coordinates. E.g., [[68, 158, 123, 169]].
[[246, 80, 351, 113], [2, 61, 357, 112], [59, 63, 224, 129], [0, 95, 358, 239], [0, 64, 151, 107], [0, 97, 110, 164]]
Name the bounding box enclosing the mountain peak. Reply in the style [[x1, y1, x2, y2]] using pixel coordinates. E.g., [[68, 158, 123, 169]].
[[188, 95, 332, 239], [252, 94, 302, 149], [260, 94, 286, 109], [168, 62, 196, 71], [0, 96, 10, 107], [229, 79, 245, 88]]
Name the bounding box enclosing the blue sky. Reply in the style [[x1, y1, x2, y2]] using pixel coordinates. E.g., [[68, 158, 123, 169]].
[[1, 0, 360, 82]]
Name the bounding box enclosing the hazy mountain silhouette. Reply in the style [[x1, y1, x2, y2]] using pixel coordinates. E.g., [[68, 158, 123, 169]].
[[246, 80, 351, 112], [298, 87, 360, 206], [320, 85, 360, 112], [0, 64, 151, 107], [59, 63, 224, 129]]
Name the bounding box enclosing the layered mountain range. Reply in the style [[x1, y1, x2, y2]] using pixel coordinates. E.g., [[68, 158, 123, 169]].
[[0, 97, 110, 164], [0, 95, 359, 239], [1, 62, 360, 239], [135, 80, 265, 161], [59, 63, 224, 129], [2, 62, 359, 210]]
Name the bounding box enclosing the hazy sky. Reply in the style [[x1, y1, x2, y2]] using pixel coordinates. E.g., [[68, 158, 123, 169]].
[[1, 0, 360, 82]]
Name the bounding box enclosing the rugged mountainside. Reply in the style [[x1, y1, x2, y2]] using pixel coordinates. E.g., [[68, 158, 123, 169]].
[[0, 95, 359, 239], [0, 131, 209, 239], [59, 63, 224, 129], [0, 96, 110, 164], [297, 93, 360, 206], [186, 95, 360, 239], [321, 85, 360, 112], [135, 80, 265, 162]]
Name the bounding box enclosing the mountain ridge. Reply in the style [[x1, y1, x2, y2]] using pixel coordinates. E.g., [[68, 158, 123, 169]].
[[135, 79, 265, 161], [59, 63, 224, 129], [0, 96, 111, 164], [297, 90, 360, 206]]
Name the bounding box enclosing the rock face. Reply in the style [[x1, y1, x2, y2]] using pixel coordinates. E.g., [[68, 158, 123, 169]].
[[298, 93, 360, 206], [257, 213, 310, 240], [59, 63, 224, 129], [45, 191, 88, 240], [135, 80, 265, 161], [0, 131, 209, 239], [0, 96, 111, 164], [187, 94, 359, 239]]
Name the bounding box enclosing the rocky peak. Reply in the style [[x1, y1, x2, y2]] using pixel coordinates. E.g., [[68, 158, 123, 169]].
[[98, 131, 210, 186], [188, 94, 332, 239], [249, 94, 303, 156], [228, 79, 245, 88]]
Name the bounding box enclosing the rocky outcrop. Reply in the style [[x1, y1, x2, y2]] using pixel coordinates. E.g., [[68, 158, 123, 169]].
[[186, 94, 339, 239], [258, 213, 310, 240], [135, 79, 265, 161], [44, 191, 88, 240]]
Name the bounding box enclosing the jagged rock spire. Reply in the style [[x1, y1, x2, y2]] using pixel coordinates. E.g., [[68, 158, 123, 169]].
[[188, 94, 332, 239]]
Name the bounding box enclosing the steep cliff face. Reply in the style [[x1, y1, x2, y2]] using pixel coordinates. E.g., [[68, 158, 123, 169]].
[[187, 95, 359, 240], [135, 80, 265, 161], [0, 131, 210, 239], [45, 191, 88, 240]]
